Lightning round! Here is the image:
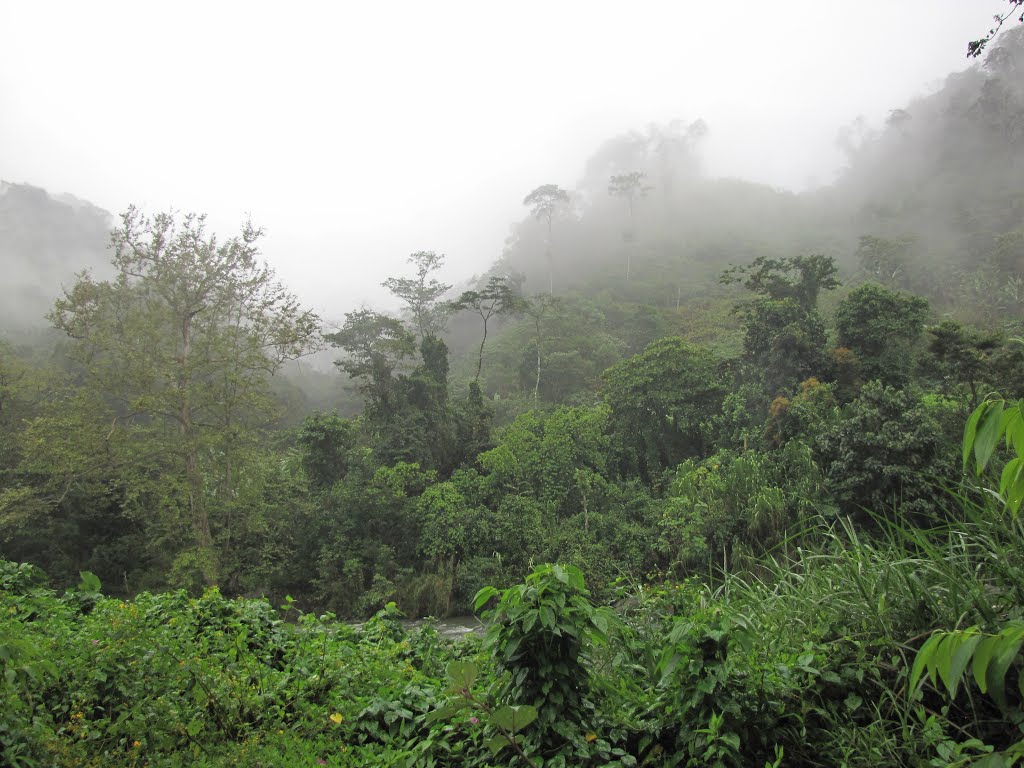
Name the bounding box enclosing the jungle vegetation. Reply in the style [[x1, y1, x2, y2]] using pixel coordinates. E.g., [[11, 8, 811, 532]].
[[2, 25, 1024, 768]]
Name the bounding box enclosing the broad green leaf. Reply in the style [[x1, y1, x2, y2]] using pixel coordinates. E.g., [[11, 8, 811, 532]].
[[523, 612, 537, 633], [1003, 405, 1024, 456], [1000, 457, 1024, 515], [473, 586, 499, 612], [963, 402, 987, 469], [972, 755, 1008, 768], [972, 635, 999, 694], [490, 704, 538, 734], [445, 660, 479, 693], [503, 636, 522, 659], [566, 566, 586, 592], [974, 401, 1005, 475], [78, 570, 101, 593], [943, 630, 983, 699], [484, 734, 511, 755], [910, 632, 943, 695], [986, 624, 1024, 709], [426, 703, 470, 723]]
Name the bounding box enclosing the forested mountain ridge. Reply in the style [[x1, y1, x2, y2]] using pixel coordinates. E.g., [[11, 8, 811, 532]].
[[0, 181, 112, 334]]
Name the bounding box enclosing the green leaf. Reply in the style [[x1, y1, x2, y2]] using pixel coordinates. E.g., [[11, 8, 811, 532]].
[[490, 704, 538, 734], [426, 703, 470, 723], [78, 570, 102, 593], [973, 753, 1009, 768], [963, 399, 987, 468], [540, 606, 555, 628], [445, 660, 479, 693], [943, 630, 983, 699], [1000, 457, 1024, 515], [986, 624, 1024, 709], [972, 635, 1000, 694], [974, 401, 1005, 475], [503, 636, 522, 659], [523, 612, 537, 633], [473, 586, 499, 612], [1003, 404, 1024, 456], [910, 632, 942, 695], [721, 732, 741, 750], [484, 734, 512, 755]]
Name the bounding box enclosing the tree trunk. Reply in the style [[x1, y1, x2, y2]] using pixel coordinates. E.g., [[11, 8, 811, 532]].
[[476, 317, 488, 381], [547, 215, 554, 295], [180, 312, 212, 553], [535, 341, 542, 408]]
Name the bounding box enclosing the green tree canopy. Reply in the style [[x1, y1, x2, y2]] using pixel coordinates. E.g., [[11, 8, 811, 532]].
[[738, 298, 828, 396], [602, 337, 725, 482], [523, 184, 570, 294], [326, 309, 416, 422], [449, 276, 522, 382], [722, 254, 839, 313], [381, 250, 452, 339], [45, 207, 320, 581], [836, 282, 929, 386]]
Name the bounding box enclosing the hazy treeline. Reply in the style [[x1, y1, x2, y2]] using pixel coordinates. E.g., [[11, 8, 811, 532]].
[[0, 28, 1023, 615]]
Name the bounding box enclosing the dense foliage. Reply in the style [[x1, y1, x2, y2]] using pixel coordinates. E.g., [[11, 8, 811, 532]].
[[4, 467, 1024, 767], [3, 23, 1024, 766]]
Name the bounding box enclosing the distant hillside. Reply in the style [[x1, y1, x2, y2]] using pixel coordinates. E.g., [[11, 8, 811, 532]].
[[427, 28, 1024, 415], [0, 181, 112, 332]]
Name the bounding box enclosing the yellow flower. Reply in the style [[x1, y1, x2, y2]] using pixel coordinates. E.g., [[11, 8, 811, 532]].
[[132, 740, 141, 748], [329, 713, 343, 724], [585, 732, 598, 743]]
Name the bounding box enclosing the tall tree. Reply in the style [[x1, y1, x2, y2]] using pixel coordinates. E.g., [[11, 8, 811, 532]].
[[522, 184, 570, 295], [381, 250, 452, 339], [48, 207, 319, 577], [449, 276, 522, 382], [856, 235, 912, 288], [325, 309, 415, 422], [723, 255, 838, 395], [523, 294, 559, 408], [608, 171, 653, 281]]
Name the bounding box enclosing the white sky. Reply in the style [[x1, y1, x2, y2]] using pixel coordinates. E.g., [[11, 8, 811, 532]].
[[0, 1, 996, 319]]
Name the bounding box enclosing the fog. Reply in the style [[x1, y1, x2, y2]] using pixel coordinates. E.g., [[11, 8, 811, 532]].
[[0, 1, 1002, 318]]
